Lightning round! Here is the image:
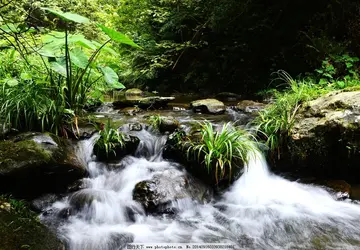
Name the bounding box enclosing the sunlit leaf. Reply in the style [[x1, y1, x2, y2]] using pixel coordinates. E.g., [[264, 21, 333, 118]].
[[70, 48, 89, 69], [42, 8, 90, 24], [98, 66, 124, 88], [97, 24, 141, 48], [4, 78, 18, 86], [50, 61, 67, 76]]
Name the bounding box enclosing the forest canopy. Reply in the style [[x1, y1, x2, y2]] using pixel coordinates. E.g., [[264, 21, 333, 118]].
[[1, 0, 360, 97]]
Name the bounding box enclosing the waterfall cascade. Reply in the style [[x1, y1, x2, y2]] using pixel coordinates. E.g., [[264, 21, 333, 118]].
[[43, 129, 360, 250]]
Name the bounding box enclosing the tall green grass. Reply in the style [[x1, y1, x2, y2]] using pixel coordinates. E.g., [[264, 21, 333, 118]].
[[0, 80, 69, 134], [187, 121, 258, 184]]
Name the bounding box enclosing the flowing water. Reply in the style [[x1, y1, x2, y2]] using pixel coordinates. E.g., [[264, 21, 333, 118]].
[[43, 126, 360, 250]]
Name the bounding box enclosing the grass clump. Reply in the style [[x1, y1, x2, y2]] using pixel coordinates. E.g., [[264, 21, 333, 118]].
[[186, 121, 258, 184], [147, 114, 163, 129], [94, 119, 126, 159]]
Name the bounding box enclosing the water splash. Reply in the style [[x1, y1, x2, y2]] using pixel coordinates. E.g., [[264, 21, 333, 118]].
[[44, 131, 360, 250]]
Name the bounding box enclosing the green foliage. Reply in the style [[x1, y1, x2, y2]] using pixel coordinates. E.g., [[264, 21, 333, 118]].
[[186, 121, 258, 184], [94, 119, 126, 158], [315, 54, 360, 88], [147, 114, 163, 130], [0, 5, 139, 135]]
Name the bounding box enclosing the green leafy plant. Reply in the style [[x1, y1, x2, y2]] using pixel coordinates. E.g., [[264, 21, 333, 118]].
[[0, 7, 140, 135], [94, 118, 126, 158], [315, 54, 360, 88], [40, 8, 140, 113], [186, 121, 258, 184]]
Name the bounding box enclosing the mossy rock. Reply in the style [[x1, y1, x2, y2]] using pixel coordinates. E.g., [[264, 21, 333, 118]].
[[0, 133, 86, 199], [125, 88, 143, 96], [0, 197, 64, 250], [163, 129, 243, 189], [93, 135, 140, 162], [280, 91, 360, 181]]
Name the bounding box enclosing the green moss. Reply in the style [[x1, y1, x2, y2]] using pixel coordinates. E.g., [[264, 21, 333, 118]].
[[0, 196, 62, 250], [0, 140, 52, 174]]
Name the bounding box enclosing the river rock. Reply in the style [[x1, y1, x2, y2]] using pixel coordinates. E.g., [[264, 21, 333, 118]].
[[190, 99, 226, 114], [158, 117, 180, 133], [133, 169, 212, 215], [236, 100, 267, 114], [120, 107, 142, 116], [283, 91, 360, 180], [113, 96, 175, 109], [0, 133, 86, 199], [125, 88, 143, 96]]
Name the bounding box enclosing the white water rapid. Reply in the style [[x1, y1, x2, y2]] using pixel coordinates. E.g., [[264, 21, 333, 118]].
[[43, 130, 360, 250]]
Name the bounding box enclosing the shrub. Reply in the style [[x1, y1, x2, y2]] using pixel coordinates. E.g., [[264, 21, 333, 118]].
[[186, 121, 258, 184]]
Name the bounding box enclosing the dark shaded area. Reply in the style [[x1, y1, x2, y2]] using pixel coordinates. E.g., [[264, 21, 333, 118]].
[[121, 0, 360, 97]]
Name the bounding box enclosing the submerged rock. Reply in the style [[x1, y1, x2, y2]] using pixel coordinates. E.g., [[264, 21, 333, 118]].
[[0, 133, 86, 199], [133, 169, 212, 215], [190, 99, 226, 114], [283, 91, 360, 181], [236, 100, 267, 114], [31, 193, 60, 212]]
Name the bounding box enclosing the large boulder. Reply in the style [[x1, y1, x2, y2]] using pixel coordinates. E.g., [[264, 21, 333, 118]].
[[133, 169, 212, 215], [190, 99, 226, 114], [0, 133, 86, 199], [282, 91, 360, 181]]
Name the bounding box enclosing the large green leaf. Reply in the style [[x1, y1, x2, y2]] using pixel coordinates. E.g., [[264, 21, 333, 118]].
[[92, 41, 118, 56], [97, 24, 141, 48], [50, 61, 67, 76], [71, 35, 97, 50], [70, 48, 89, 69], [0, 23, 20, 33], [98, 66, 124, 88], [42, 8, 90, 24], [4, 78, 18, 86]]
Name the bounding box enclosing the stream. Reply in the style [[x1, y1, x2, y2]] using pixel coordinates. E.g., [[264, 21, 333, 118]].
[[41, 108, 360, 250]]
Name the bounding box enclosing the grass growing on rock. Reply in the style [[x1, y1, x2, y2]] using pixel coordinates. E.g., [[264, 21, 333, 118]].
[[0, 195, 62, 250], [254, 70, 360, 158], [186, 121, 258, 184], [94, 119, 126, 159]]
